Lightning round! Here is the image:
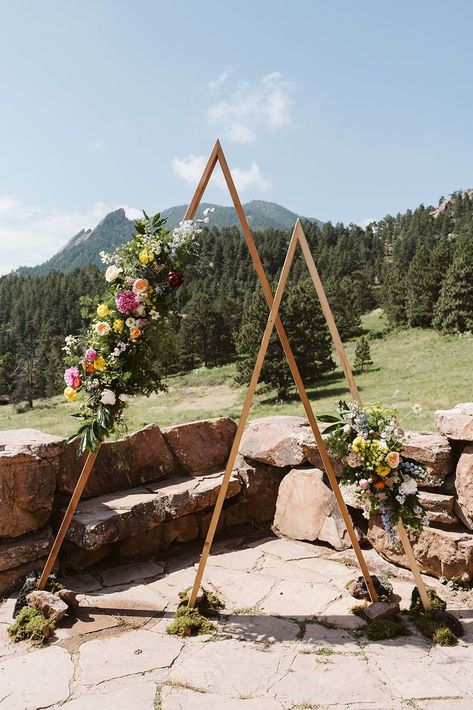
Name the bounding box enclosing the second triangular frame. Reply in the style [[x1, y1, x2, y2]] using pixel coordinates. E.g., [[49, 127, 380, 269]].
[[184, 141, 378, 606]]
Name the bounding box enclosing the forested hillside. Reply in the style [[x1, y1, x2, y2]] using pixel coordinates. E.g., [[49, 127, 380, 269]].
[[1, 190, 472, 407]]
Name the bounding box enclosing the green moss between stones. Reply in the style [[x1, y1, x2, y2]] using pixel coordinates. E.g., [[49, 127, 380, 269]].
[[167, 588, 224, 637], [363, 617, 411, 641], [7, 606, 55, 646], [409, 588, 458, 646]]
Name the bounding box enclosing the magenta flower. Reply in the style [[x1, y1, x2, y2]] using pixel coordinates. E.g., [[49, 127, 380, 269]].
[[115, 289, 139, 313], [64, 366, 80, 388], [85, 348, 98, 362]]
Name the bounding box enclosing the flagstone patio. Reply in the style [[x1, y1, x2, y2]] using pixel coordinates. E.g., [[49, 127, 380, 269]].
[[1, 534, 472, 710]]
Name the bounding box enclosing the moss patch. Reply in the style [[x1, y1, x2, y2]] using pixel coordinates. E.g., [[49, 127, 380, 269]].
[[350, 605, 410, 641], [409, 588, 459, 646], [167, 588, 224, 637], [7, 606, 55, 646], [363, 617, 410, 641]]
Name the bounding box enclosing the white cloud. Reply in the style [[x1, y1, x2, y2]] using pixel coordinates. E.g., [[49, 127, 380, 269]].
[[172, 154, 271, 194], [0, 197, 140, 274], [206, 71, 294, 143], [207, 69, 230, 95], [360, 217, 377, 228]]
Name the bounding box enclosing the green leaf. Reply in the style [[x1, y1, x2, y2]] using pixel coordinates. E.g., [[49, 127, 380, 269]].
[[320, 423, 342, 434], [317, 414, 341, 423]]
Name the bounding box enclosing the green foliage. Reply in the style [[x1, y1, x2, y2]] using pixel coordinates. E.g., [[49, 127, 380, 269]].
[[7, 606, 55, 646], [354, 336, 373, 372], [166, 588, 224, 636], [236, 279, 335, 400], [363, 616, 410, 641], [433, 243, 473, 333]]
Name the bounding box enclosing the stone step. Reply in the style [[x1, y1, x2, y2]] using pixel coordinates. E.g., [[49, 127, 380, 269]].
[[419, 491, 458, 525], [65, 471, 241, 551]]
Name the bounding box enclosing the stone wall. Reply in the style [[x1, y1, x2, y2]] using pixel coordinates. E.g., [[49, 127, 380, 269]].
[[2, 404, 473, 595]]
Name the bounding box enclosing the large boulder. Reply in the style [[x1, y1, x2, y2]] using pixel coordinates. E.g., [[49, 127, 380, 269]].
[[402, 431, 452, 484], [240, 416, 314, 468], [273, 467, 350, 550], [435, 403, 473, 441], [58, 424, 178, 498], [454, 445, 473, 529], [225, 460, 288, 526], [368, 516, 473, 581], [0, 429, 63, 537], [163, 417, 237, 474], [419, 491, 458, 525]]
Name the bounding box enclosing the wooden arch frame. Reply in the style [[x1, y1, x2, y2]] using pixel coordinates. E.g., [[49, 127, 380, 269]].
[[39, 139, 430, 611]]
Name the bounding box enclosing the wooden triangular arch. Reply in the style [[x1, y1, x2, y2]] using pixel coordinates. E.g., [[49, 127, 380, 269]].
[[184, 142, 378, 606]]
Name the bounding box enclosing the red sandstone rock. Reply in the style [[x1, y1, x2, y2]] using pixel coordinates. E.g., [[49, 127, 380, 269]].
[[58, 424, 178, 498], [240, 416, 314, 468], [26, 590, 68, 623], [435, 403, 473, 441], [273, 467, 350, 550], [453, 445, 473, 529], [368, 516, 473, 581], [163, 417, 237, 474], [402, 431, 452, 482], [0, 429, 63, 537]]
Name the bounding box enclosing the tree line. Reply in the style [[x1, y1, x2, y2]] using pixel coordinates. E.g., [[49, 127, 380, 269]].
[[1, 191, 472, 406]]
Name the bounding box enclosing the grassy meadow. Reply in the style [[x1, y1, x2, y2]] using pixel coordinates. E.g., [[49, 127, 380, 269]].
[[1, 310, 472, 437]]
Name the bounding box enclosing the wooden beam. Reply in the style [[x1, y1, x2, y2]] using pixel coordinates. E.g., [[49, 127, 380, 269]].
[[188, 222, 300, 607], [38, 447, 101, 590]]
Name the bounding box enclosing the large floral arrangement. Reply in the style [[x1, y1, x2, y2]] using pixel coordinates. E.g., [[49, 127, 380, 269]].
[[63, 210, 211, 455], [320, 401, 433, 538]]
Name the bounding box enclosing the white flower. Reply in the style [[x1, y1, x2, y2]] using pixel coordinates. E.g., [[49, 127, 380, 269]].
[[95, 321, 111, 336], [149, 309, 160, 320], [396, 494, 406, 504], [203, 206, 215, 217], [100, 388, 116, 406], [105, 264, 123, 282], [342, 424, 352, 435], [125, 317, 137, 328], [399, 477, 417, 496]]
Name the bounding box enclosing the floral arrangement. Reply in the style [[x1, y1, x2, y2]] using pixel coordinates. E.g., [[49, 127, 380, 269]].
[[63, 209, 212, 455], [320, 401, 433, 539]]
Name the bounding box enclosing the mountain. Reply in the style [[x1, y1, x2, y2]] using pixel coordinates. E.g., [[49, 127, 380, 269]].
[[16, 200, 322, 276]]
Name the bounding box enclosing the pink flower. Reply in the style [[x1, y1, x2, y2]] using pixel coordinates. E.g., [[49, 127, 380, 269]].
[[64, 366, 80, 388], [115, 290, 139, 313], [359, 478, 369, 490], [85, 348, 98, 362]]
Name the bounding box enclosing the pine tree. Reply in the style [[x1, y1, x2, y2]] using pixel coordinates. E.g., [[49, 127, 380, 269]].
[[433, 245, 473, 333], [236, 279, 335, 400], [354, 336, 373, 372]]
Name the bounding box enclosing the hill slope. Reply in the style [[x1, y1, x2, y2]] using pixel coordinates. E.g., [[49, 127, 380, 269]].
[[17, 200, 321, 276]]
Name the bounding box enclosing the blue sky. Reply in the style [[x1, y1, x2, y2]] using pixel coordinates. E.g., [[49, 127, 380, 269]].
[[1, 0, 473, 272]]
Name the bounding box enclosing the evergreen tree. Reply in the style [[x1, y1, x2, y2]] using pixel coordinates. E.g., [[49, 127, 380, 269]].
[[354, 336, 373, 372], [236, 279, 335, 400], [433, 245, 473, 333]]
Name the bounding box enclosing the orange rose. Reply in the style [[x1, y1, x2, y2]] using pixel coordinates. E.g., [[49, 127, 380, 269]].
[[130, 326, 142, 340], [132, 278, 149, 294]]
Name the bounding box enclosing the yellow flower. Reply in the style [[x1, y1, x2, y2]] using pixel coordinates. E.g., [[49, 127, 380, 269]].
[[64, 386, 78, 402], [96, 303, 110, 317], [139, 249, 154, 265], [352, 436, 366, 452], [113, 318, 124, 333], [93, 356, 106, 371], [376, 465, 391, 478]]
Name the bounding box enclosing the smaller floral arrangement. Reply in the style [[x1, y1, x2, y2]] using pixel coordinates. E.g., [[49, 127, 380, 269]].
[[320, 401, 432, 539], [63, 209, 213, 455]]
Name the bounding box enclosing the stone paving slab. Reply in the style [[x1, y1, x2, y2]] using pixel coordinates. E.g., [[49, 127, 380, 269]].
[[78, 628, 183, 685], [160, 686, 285, 709], [0, 646, 74, 707], [1, 535, 473, 709], [51, 678, 158, 709]]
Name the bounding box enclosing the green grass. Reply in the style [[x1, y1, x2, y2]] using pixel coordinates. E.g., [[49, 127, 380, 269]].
[[1, 310, 472, 437]]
